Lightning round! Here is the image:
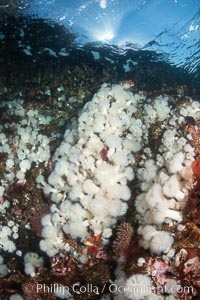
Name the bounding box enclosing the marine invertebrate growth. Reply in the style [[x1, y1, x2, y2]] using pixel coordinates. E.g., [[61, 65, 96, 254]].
[[39, 83, 142, 256], [113, 222, 134, 256]]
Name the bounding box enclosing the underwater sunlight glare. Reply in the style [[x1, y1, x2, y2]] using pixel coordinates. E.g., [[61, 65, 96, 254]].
[[22, 0, 200, 72]]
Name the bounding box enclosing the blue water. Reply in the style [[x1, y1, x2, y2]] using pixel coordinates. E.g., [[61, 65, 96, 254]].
[[22, 0, 200, 73]]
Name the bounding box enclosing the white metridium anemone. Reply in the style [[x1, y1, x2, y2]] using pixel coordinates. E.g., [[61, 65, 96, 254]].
[[149, 231, 174, 254], [145, 294, 163, 300], [24, 252, 44, 276], [162, 175, 181, 198], [164, 278, 179, 295], [9, 294, 24, 300], [144, 205, 182, 224], [138, 225, 158, 242], [138, 226, 174, 254], [124, 274, 152, 300], [167, 152, 185, 174]]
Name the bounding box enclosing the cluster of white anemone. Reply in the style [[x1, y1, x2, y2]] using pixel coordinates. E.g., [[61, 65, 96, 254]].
[[39, 84, 144, 256], [0, 99, 56, 256], [113, 89, 200, 300], [135, 98, 199, 255], [38, 83, 200, 259], [0, 99, 52, 184]]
